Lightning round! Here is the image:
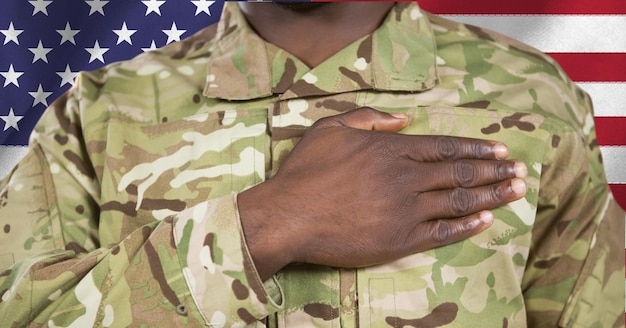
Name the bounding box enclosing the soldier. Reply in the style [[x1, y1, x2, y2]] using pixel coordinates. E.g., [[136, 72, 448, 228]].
[[0, 2, 623, 327]]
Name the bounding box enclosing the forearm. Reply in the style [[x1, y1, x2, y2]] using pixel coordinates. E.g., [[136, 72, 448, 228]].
[[174, 193, 283, 325], [0, 194, 283, 327], [238, 180, 298, 281], [0, 218, 193, 326], [1, 147, 282, 326]]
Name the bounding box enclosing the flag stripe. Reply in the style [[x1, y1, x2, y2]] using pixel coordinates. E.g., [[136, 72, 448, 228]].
[[609, 185, 626, 212], [1, 2, 624, 209], [600, 147, 626, 184], [418, 0, 626, 15], [596, 118, 626, 146], [578, 83, 626, 117], [434, 11, 626, 212], [440, 15, 626, 53], [548, 53, 626, 82], [0, 146, 27, 179]]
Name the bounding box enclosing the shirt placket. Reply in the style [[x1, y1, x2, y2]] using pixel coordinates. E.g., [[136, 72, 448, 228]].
[[267, 96, 364, 327]]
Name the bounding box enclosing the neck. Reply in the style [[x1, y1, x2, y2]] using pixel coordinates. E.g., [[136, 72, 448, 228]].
[[238, 2, 395, 68]]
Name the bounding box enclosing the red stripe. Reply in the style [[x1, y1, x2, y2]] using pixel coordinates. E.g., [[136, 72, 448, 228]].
[[610, 184, 626, 212], [547, 53, 626, 82], [416, 0, 626, 15], [595, 117, 626, 146]]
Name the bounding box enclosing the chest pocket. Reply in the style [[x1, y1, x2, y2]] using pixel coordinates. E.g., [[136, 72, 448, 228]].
[[98, 109, 268, 244]]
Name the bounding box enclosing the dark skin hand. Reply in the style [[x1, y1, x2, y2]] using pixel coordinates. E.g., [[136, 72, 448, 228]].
[[239, 108, 527, 280], [236, 3, 528, 281]]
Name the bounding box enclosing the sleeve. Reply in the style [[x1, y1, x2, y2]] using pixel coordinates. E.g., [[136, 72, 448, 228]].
[[522, 89, 625, 328], [0, 80, 282, 327]]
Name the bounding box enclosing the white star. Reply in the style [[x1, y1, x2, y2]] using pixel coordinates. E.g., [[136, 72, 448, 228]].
[[57, 22, 80, 45], [28, 40, 53, 63], [56, 65, 78, 87], [1, 22, 24, 45], [1, 65, 24, 88], [86, 0, 109, 16], [28, 0, 52, 15], [28, 84, 53, 107], [142, 0, 165, 16], [141, 40, 159, 52], [0, 108, 23, 132], [85, 41, 109, 63], [163, 22, 186, 44], [113, 22, 137, 45], [191, 0, 216, 16]]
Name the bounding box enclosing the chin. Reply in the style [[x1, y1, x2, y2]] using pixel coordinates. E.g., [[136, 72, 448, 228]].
[[271, 2, 331, 11]]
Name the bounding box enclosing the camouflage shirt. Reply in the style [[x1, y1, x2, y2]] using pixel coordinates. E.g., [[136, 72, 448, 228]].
[[0, 3, 623, 327]]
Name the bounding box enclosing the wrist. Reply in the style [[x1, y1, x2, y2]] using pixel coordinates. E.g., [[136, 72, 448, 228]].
[[237, 182, 296, 280]]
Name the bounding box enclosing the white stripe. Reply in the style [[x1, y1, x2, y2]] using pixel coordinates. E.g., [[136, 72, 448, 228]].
[[578, 83, 626, 117], [601, 146, 626, 184], [442, 15, 626, 53], [0, 145, 28, 180]]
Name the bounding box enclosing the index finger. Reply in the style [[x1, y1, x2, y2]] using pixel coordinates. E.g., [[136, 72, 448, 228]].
[[397, 135, 510, 161]]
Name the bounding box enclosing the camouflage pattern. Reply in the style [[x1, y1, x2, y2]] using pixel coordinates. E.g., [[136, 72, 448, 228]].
[[0, 2, 623, 327]]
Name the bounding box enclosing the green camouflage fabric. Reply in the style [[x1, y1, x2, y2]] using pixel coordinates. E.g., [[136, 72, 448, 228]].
[[0, 2, 623, 327]]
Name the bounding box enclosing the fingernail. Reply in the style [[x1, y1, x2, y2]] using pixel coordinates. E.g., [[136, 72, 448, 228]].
[[390, 112, 407, 119], [480, 211, 494, 225], [511, 178, 526, 195], [514, 162, 528, 178], [493, 143, 508, 159]]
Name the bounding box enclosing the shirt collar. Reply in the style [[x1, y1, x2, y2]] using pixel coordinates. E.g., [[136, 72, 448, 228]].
[[204, 2, 439, 101]]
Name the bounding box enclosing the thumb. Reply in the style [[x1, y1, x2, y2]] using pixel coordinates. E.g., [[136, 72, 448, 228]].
[[325, 107, 408, 132]]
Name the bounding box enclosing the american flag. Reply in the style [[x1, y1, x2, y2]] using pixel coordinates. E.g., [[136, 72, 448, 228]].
[[415, 1, 626, 319], [1, 0, 625, 311], [0, 0, 224, 175], [420, 0, 626, 213], [2, 1, 624, 207]]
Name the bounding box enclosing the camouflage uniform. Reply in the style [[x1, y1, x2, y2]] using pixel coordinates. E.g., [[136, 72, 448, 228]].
[[0, 3, 623, 327]]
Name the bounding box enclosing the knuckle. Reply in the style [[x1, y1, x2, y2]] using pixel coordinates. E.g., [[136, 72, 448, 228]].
[[432, 220, 452, 243], [312, 115, 334, 128], [387, 166, 409, 184], [495, 162, 508, 180], [352, 107, 380, 124], [489, 183, 505, 202], [454, 160, 477, 187], [369, 137, 392, 158], [380, 135, 405, 159], [462, 216, 480, 232], [472, 140, 490, 158], [434, 136, 460, 160], [359, 107, 378, 116], [390, 223, 412, 252], [397, 190, 419, 209], [450, 187, 473, 215], [495, 161, 514, 180]]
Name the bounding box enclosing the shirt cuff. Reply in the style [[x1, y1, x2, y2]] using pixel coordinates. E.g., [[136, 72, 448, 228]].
[[173, 193, 283, 326]]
